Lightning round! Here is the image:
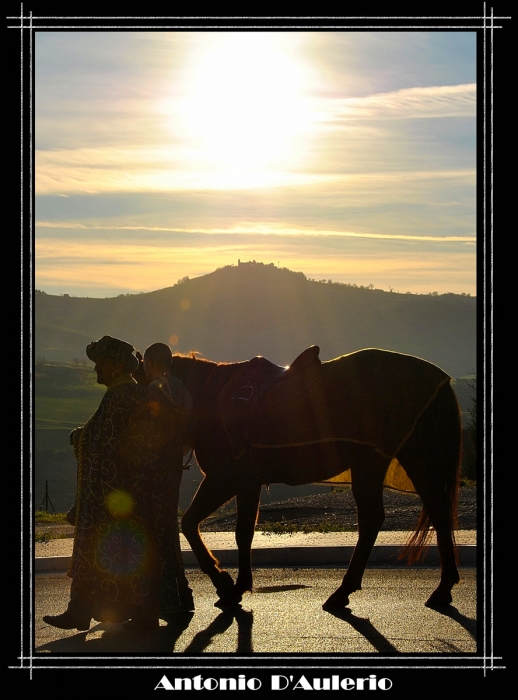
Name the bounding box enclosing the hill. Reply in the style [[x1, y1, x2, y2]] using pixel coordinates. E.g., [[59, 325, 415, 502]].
[[35, 261, 477, 378]]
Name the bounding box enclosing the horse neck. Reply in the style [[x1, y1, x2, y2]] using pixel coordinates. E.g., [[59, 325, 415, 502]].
[[171, 357, 243, 408], [206, 361, 245, 397]]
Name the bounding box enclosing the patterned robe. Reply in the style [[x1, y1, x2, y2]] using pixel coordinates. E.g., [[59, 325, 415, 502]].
[[68, 374, 192, 622]]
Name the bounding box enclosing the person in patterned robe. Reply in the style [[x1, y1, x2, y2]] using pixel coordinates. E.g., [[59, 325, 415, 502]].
[[43, 336, 194, 633]]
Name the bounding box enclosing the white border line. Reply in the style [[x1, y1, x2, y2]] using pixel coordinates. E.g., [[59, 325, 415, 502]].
[[18, 2, 500, 677], [6, 23, 508, 29]]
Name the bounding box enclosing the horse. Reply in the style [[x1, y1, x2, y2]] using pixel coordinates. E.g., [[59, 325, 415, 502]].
[[168, 346, 462, 612]]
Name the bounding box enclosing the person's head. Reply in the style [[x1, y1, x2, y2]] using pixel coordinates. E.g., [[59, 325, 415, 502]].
[[86, 335, 139, 387], [143, 342, 172, 381]]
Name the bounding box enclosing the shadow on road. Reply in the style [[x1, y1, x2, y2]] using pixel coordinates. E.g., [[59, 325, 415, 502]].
[[183, 607, 254, 653], [36, 612, 194, 653], [323, 607, 400, 653], [432, 605, 477, 640], [253, 584, 311, 593]]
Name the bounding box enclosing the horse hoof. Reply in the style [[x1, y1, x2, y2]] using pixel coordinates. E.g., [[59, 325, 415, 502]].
[[322, 592, 349, 612], [235, 578, 253, 596], [425, 591, 453, 608], [215, 570, 235, 598]]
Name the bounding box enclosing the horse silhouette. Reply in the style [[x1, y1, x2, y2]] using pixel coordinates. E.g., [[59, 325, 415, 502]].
[[164, 346, 461, 612]]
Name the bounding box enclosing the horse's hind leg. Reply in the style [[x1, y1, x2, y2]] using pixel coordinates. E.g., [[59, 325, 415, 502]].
[[426, 524, 460, 607], [323, 455, 388, 611], [397, 384, 461, 607], [401, 469, 460, 607], [181, 475, 237, 602], [400, 464, 460, 607]]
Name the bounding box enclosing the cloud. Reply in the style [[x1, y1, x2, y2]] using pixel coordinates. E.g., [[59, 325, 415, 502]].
[[36, 220, 475, 244], [35, 135, 475, 197], [321, 83, 476, 123], [35, 166, 475, 247]]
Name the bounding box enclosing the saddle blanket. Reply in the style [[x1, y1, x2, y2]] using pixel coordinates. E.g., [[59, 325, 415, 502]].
[[220, 348, 451, 493]]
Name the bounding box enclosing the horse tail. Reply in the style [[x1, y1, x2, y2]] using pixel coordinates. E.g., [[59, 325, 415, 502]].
[[397, 381, 461, 565]]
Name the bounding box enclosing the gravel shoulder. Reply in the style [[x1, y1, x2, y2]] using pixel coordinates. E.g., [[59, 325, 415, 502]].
[[201, 484, 477, 532]]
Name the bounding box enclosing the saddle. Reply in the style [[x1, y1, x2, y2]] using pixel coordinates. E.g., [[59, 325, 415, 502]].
[[219, 345, 321, 459]]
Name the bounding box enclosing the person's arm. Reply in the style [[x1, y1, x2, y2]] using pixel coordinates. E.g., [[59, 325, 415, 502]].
[[69, 427, 84, 459]]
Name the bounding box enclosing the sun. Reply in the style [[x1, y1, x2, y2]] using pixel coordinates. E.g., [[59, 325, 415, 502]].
[[175, 33, 314, 183]]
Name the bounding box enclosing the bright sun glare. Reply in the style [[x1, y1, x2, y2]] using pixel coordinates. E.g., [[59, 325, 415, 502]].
[[175, 33, 313, 183]]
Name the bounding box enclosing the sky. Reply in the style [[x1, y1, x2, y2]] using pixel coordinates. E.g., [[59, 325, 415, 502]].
[[35, 31, 477, 297]]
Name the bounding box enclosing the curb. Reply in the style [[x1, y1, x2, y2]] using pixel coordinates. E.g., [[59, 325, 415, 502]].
[[35, 544, 476, 573]]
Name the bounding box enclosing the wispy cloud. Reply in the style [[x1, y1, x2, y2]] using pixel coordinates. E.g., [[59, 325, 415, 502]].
[[324, 83, 476, 122], [36, 220, 475, 243], [36, 140, 475, 196], [35, 149, 327, 195]]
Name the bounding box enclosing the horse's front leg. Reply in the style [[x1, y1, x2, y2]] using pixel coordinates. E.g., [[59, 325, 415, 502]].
[[233, 483, 263, 601], [181, 476, 237, 604]]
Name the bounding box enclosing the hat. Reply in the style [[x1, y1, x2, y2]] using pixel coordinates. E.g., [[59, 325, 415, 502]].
[[86, 335, 139, 373]]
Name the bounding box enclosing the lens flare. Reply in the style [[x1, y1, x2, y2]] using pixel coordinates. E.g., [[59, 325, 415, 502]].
[[105, 489, 134, 518]]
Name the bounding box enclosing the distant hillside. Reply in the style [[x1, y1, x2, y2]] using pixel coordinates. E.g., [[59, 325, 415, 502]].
[[35, 262, 477, 378]]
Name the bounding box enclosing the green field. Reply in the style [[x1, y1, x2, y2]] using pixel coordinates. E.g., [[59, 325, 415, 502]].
[[34, 363, 104, 510], [35, 394, 102, 429], [35, 361, 104, 427]]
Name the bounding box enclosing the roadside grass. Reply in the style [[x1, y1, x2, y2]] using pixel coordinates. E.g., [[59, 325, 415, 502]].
[[35, 511, 68, 523], [35, 531, 72, 543], [35, 511, 71, 544], [259, 520, 356, 536]]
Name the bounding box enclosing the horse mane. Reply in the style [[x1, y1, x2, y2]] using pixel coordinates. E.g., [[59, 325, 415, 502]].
[[172, 350, 209, 361], [172, 350, 238, 367]]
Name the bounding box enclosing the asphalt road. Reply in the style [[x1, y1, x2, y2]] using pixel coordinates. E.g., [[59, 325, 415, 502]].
[[34, 566, 476, 655]]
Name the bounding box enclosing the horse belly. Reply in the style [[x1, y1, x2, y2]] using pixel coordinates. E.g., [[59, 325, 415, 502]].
[[251, 441, 376, 487]]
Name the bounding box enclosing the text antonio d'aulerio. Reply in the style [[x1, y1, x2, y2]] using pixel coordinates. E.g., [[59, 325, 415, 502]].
[[155, 674, 393, 691]]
